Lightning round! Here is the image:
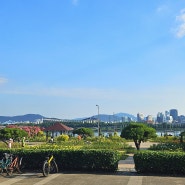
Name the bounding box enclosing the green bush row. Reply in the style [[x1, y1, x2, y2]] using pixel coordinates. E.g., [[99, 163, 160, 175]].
[[134, 150, 185, 174], [0, 148, 121, 172], [148, 142, 185, 151]]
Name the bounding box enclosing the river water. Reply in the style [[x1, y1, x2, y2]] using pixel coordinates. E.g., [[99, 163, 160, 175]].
[[94, 131, 181, 137]]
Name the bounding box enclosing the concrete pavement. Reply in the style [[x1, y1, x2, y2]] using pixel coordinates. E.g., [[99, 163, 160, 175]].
[[1, 163, 185, 185]]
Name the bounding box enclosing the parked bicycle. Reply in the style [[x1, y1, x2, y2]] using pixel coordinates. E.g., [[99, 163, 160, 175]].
[[42, 153, 58, 177], [0, 153, 23, 176]]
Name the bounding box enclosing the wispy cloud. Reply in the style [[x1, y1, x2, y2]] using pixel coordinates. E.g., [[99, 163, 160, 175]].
[[0, 77, 8, 85], [1, 86, 128, 100], [156, 5, 169, 13], [175, 9, 185, 38], [72, 0, 79, 6]]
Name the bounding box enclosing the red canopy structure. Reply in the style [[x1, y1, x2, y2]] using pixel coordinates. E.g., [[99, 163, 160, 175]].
[[45, 123, 73, 132], [44, 123, 73, 138]]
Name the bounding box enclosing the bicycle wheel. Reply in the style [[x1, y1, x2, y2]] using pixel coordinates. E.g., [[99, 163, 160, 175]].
[[17, 157, 23, 173], [0, 168, 7, 177], [50, 160, 58, 174], [0, 167, 3, 175], [42, 161, 50, 177], [6, 166, 13, 176]]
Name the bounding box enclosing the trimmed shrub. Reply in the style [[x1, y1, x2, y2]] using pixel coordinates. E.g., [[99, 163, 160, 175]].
[[57, 134, 69, 142], [0, 148, 120, 172], [149, 142, 184, 152], [134, 150, 185, 174]]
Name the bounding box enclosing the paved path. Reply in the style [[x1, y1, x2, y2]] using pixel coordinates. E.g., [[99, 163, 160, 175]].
[[118, 153, 135, 173], [1, 169, 185, 185], [118, 141, 158, 172]]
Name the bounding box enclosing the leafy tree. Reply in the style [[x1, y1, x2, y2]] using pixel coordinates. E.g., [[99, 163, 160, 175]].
[[73, 127, 94, 138], [7, 125, 42, 137], [0, 128, 28, 142], [120, 123, 157, 150], [180, 131, 185, 143]]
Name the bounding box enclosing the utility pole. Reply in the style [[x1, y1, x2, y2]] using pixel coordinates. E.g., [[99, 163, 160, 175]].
[[96, 105, 100, 136]]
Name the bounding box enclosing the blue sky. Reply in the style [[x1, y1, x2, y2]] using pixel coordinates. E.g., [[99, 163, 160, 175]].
[[0, 0, 185, 119]]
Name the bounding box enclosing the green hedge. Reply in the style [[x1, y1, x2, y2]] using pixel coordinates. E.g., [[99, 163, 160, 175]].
[[148, 142, 184, 151], [134, 151, 185, 174], [0, 149, 120, 172]]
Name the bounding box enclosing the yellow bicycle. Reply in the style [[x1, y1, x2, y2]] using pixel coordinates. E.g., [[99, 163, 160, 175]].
[[42, 154, 58, 177]]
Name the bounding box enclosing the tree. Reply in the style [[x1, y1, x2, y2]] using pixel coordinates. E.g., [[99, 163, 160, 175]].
[[120, 123, 157, 150], [7, 125, 41, 137], [180, 131, 185, 143], [0, 128, 28, 142], [73, 127, 94, 138]]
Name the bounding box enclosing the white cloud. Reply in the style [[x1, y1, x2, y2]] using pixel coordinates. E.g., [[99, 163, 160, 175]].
[[175, 9, 185, 38], [0, 77, 8, 85]]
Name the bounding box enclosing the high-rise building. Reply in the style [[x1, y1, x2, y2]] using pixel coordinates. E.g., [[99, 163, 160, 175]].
[[137, 113, 145, 122], [165, 111, 170, 117], [156, 112, 164, 123], [166, 116, 173, 123], [146, 115, 153, 124], [170, 109, 178, 123], [179, 115, 185, 124]]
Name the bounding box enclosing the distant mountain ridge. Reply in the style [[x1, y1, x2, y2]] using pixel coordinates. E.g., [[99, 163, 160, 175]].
[[0, 113, 137, 123], [0, 114, 45, 123], [80, 112, 137, 122]]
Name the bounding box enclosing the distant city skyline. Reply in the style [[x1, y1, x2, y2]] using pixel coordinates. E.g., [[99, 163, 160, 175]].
[[1, 108, 185, 124], [0, 108, 184, 120], [1, 1, 185, 119]]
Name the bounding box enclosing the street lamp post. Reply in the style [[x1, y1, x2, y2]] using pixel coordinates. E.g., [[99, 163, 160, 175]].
[[96, 105, 100, 136]]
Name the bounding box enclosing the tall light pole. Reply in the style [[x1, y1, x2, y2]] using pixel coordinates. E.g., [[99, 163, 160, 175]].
[[96, 105, 100, 136]]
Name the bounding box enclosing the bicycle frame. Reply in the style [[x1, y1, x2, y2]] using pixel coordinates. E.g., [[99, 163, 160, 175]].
[[0, 153, 12, 169], [9, 156, 18, 168], [48, 155, 54, 165], [0, 153, 22, 175], [0, 158, 11, 169], [42, 154, 58, 177]]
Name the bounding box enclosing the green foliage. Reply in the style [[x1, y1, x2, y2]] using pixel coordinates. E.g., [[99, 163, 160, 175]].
[[80, 136, 133, 153], [180, 131, 185, 136], [57, 134, 69, 142], [0, 141, 8, 148], [179, 131, 185, 143], [29, 137, 134, 154], [120, 123, 157, 150], [73, 127, 94, 138], [0, 141, 24, 149], [0, 148, 120, 172], [151, 136, 179, 143], [121, 123, 156, 141], [148, 142, 185, 152], [134, 150, 185, 174], [0, 128, 28, 141], [29, 136, 46, 142], [37, 131, 45, 137]]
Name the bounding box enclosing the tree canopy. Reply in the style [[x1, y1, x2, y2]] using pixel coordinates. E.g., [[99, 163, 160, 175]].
[[0, 127, 28, 141], [73, 127, 94, 138], [180, 131, 185, 143], [120, 123, 157, 150]]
